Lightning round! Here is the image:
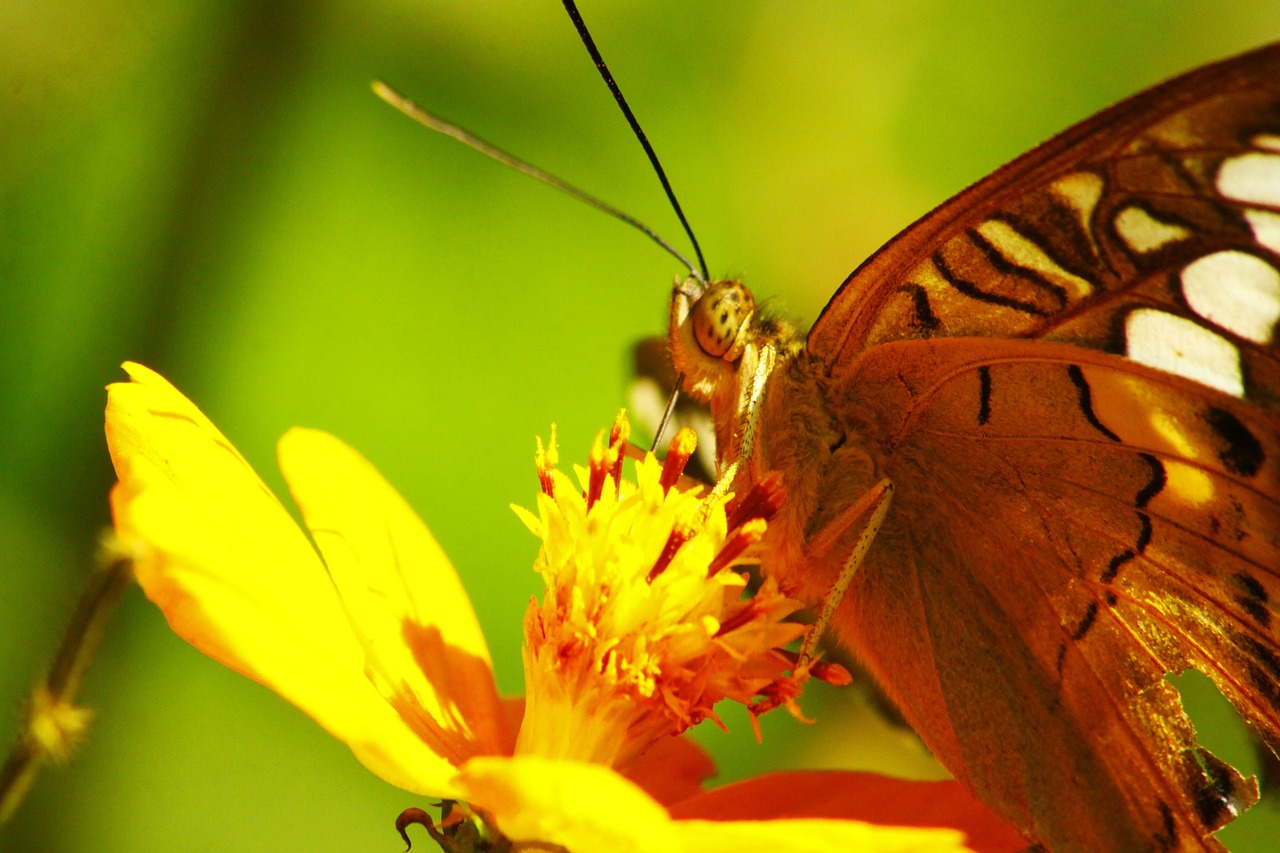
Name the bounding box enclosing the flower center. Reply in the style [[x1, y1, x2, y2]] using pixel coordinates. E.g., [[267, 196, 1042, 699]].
[[511, 414, 821, 771]]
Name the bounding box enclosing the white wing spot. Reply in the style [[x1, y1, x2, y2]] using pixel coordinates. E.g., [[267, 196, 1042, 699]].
[[1051, 171, 1104, 231], [1245, 208, 1280, 255], [1125, 308, 1244, 397], [1218, 152, 1280, 209], [975, 219, 1094, 298], [1182, 250, 1280, 344], [1251, 133, 1280, 153], [1113, 205, 1190, 253]]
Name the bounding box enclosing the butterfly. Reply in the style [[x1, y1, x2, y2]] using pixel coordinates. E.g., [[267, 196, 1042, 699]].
[[665, 41, 1280, 851]]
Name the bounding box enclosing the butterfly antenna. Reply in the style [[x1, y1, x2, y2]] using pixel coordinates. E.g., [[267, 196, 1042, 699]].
[[654, 374, 685, 449], [372, 81, 700, 278], [561, 0, 710, 285], [562, 1, 707, 454]]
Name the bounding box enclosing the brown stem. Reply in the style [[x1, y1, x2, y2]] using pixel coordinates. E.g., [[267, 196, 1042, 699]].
[[0, 542, 133, 823]]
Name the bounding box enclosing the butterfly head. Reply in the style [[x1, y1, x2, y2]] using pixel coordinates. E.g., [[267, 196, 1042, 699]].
[[668, 277, 757, 401]]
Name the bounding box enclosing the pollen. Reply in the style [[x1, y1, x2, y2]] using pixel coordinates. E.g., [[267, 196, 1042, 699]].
[[512, 413, 810, 771]]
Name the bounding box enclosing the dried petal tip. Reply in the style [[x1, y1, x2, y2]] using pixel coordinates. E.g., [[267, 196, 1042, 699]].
[[659, 427, 699, 494], [395, 807, 436, 851]]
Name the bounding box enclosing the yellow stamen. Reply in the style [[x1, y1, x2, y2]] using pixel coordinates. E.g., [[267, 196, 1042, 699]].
[[515, 414, 810, 771]]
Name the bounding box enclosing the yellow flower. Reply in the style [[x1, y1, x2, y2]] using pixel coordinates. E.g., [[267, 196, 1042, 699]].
[[514, 419, 808, 771], [104, 362, 1008, 853]]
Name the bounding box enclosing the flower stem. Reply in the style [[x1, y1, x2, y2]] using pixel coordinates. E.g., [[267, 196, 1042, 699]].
[[0, 539, 133, 823]]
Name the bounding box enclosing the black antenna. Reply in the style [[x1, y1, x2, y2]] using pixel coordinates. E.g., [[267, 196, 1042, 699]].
[[561, 0, 710, 284], [650, 377, 683, 454], [372, 82, 701, 278]]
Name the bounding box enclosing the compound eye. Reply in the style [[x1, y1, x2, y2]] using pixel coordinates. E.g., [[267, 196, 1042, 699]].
[[692, 281, 753, 359]]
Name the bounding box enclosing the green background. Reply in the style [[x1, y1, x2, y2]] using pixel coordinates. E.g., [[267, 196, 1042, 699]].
[[2, 1, 1278, 849]]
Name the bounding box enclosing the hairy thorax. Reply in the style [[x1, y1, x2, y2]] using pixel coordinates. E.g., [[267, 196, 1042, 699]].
[[753, 348, 882, 605]]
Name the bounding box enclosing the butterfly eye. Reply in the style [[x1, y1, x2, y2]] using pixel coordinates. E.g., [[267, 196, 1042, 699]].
[[692, 280, 755, 359]]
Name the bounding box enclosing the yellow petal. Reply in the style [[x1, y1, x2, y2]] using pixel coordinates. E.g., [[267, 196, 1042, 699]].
[[454, 755, 678, 853], [454, 756, 972, 853], [105, 362, 459, 795], [672, 819, 972, 853], [278, 427, 511, 763]]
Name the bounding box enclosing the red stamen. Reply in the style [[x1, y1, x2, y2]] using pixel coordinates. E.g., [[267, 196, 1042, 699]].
[[609, 409, 629, 491], [608, 412, 629, 496], [751, 676, 809, 723], [707, 518, 766, 577], [608, 410, 630, 447], [660, 428, 698, 494], [725, 470, 787, 531], [586, 437, 607, 509], [535, 433, 558, 498], [813, 659, 853, 686], [648, 523, 693, 582], [778, 648, 853, 686], [714, 601, 759, 637]]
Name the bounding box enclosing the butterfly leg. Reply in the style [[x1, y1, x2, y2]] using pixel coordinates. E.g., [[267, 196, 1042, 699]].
[[797, 477, 894, 667], [707, 343, 777, 501]]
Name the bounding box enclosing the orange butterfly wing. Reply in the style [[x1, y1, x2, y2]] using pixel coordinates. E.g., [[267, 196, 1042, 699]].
[[833, 340, 1278, 849], [769, 42, 1280, 850]]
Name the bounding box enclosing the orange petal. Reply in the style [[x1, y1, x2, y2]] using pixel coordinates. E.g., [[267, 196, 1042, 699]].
[[624, 734, 716, 808], [668, 770, 1025, 852], [105, 362, 460, 795], [278, 427, 512, 763]]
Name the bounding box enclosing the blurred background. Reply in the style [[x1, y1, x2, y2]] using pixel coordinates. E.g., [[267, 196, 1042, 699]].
[[2, 1, 1278, 849]]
